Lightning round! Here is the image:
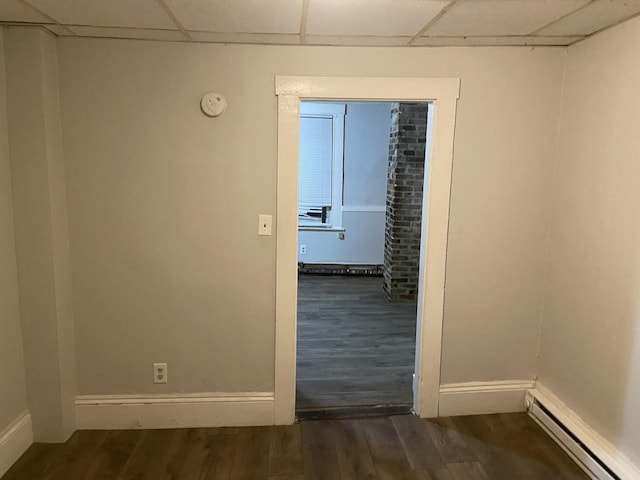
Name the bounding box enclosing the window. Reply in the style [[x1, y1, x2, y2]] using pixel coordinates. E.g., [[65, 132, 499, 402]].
[[298, 102, 345, 229]]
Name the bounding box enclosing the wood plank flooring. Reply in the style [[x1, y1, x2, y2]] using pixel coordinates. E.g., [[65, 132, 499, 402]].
[[297, 275, 417, 411], [2, 413, 589, 479]]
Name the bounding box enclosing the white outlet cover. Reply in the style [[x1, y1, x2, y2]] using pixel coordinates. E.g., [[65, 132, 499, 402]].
[[258, 214, 272, 236], [201, 92, 227, 117], [153, 362, 168, 384]]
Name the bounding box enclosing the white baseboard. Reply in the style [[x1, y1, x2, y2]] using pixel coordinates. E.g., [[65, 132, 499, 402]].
[[0, 412, 33, 478], [528, 385, 640, 480], [76, 392, 275, 430], [438, 380, 535, 417]]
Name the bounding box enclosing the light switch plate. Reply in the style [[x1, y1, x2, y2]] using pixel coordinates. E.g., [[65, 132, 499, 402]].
[[258, 215, 272, 236]]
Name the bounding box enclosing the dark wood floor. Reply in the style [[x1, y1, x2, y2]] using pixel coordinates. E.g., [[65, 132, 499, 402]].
[[2, 413, 588, 479], [297, 275, 417, 411]]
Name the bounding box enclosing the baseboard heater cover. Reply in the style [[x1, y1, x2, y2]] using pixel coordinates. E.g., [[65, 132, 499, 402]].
[[526, 390, 624, 480]]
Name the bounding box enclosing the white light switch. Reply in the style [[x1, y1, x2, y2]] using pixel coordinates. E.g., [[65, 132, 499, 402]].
[[258, 214, 272, 236]]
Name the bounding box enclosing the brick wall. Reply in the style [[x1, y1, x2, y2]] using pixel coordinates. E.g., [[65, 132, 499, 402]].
[[383, 103, 428, 301]]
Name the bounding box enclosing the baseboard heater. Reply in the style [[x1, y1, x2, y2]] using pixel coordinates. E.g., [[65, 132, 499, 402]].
[[298, 263, 383, 276], [525, 391, 619, 480]]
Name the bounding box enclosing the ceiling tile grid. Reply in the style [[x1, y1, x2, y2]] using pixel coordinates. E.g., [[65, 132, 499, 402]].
[[305, 34, 413, 46], [414, 34, 585, 46], [70, 26, 186, 41], [43, 23, 75, 36], [190, 31, 301, 44], [0, 0, 639, 46]]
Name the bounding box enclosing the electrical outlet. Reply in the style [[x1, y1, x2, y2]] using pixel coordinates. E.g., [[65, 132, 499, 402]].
[[300, 244, 307, 255], [153, 363, 168, 384]]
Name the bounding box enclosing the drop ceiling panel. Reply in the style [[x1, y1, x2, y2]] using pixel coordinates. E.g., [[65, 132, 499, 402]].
[[306, 0, 448, 36], [537, 0, 640, 36], [70, 26, 185, 41], [2, 0, 639, 46], [26, 0, 176, 29], [414, 35, 583, 46], [164, 0, 304, 33], [0, 0, 50, 23], [426, 0, 589, 36], [190, 32, 300, 44]]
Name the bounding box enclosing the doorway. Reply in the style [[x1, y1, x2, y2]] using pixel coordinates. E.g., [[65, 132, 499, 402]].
[[295, 100, 429, 417], [274, 76, 460, 425]]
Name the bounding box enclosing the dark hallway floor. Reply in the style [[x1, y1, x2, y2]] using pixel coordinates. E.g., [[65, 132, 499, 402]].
[[296, 275, 417, 412]]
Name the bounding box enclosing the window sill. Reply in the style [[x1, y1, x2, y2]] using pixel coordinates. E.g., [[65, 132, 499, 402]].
[[298, 226, 346, 232]]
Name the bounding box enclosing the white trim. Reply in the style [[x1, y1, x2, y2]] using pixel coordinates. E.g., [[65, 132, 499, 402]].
[[0, 412, 33, 478], [341, 205, 386, 213], [275, 75, 460, 423], [527, 386, 640, 480], [75, 393, 274, 430], [275, 93, 300, 425], [438, 380, 535, 417], [275, 76, 461, 100]]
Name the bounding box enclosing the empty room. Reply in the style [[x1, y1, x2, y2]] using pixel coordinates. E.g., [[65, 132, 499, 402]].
[[0, 1, 639, 479]]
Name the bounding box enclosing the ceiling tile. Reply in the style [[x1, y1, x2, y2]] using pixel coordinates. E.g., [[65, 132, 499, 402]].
[[536, 0, 640, 36], [164, 0, 304, 33], [0, 0, 50, 23], [306, 0, 449, 36], [426, 0, 589, 36], [71, 26, 186, 41], [190, 31, 300, 44], [26, 0, 176, 29], [413, 35, 584, 46], [305, 34, 411, 46]]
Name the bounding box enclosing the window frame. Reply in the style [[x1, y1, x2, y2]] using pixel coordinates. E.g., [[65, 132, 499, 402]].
[[298, 101, 346, 230]]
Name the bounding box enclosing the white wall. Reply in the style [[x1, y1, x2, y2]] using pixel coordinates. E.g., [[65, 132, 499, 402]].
[[56, 38, 565, 396], [0, 28, 28, 434], [539, 16, 640, 468], [343, 102, 390, 207], [4, 28, 76, 442], [298, 101, 390, 264]]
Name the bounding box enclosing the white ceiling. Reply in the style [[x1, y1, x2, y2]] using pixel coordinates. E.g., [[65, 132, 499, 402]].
[[1, 0, 639, 47]]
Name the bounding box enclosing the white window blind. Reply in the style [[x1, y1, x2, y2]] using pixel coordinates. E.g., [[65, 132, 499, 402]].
[[299, 115, 333, 206]]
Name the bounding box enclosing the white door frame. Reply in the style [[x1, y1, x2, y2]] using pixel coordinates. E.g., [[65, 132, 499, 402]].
[[274, 76, 460, 424]]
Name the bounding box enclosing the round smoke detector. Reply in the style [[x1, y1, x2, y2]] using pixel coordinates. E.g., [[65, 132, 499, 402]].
[[201, 92, 227, 117]]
